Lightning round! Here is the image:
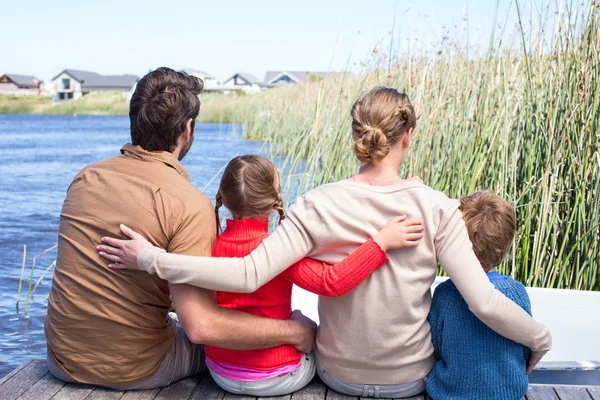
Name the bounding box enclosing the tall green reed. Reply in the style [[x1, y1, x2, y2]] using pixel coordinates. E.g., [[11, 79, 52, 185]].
[[200, 0, 600, 290], [16, 245, 57, 315]]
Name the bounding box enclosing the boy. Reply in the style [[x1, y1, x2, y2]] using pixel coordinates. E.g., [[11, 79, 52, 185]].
[[426, 190, 531, 400]]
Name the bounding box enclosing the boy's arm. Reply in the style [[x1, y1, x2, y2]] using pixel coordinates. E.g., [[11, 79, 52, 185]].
[[515, 283, 533, 316], [429, 284, 448, 360], [281, 238, 388, 297], [512, 282, 533, 361]]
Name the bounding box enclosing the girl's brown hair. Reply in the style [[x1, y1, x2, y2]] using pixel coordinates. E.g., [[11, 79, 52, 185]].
[[350, 87, 417, 163], [215, 155, 284, 233]]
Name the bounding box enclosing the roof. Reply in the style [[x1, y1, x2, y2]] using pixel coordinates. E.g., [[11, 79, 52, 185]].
[[264, 71, 329, 85], [224, 72, 262, 85], [52, 69, 139, 90], [181, 69, 216, 79], [0, 74, 41, 88]]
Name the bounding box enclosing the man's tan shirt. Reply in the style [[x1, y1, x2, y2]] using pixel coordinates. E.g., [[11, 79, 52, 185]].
[[45, 144, 215, 386]]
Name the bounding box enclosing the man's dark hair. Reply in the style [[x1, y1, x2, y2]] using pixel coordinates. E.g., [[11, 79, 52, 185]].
[[129, 67, 204, 152]]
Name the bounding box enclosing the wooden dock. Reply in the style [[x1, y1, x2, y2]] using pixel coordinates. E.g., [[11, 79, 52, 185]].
[[0, 360, 599, 400]]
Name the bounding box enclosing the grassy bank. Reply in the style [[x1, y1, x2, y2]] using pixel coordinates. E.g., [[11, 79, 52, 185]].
[[200, 2, 600, 291], [44, 91, 130, 116], [0, 92, 129, 116], [0, 91, 233, 120], [0, 94, 52, 114]]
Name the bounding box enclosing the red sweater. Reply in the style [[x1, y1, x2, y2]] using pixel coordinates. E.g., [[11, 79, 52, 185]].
[[204, 217, 389, 370]]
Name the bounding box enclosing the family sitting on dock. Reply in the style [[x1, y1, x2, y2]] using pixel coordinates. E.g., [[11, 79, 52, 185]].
[[44, 67, 551, 399]]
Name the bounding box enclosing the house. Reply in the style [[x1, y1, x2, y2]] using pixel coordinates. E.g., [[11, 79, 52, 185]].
[[222, 72, 262, 93], [263, 71, 329, 87], [0, 74, 47, 96], [51, 69, 138, 102], [181, 69, 220, 91]]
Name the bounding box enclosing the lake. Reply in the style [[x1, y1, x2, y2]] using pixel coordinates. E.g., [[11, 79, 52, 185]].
[[0, 114, 274, 378]]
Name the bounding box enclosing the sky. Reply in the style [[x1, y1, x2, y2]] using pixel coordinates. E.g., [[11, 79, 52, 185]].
[[2, 0, 522, 83]]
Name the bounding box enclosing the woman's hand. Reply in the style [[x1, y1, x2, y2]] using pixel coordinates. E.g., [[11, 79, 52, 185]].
[[373, 216, 424, 251], [96, 224, 149, 270], [527, 350, 547, 374]]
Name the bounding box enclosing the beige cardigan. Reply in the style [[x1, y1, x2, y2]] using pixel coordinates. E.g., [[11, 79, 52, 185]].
[[138, 180, 551, 384]]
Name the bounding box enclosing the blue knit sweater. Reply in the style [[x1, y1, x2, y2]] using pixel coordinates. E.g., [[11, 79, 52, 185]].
[[426, 272, 531, 400]]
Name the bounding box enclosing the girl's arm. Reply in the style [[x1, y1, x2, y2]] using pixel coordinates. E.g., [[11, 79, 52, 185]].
[[436, 204, 552, 357], [282, 239, 386, 297], [282, 217, 423, 297]]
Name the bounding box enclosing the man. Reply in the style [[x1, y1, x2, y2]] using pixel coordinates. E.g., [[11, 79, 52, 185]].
[[44, 67, 315, 390]]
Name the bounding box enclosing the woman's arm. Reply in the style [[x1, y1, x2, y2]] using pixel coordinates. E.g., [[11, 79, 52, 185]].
[[283, 216, 423, 297], [436, 204, 552, 357], [100, 196, 325, 292]]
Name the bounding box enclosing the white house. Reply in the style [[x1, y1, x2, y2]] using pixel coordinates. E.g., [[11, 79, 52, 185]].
[[263, 71, 329, 87], [181, 69, 220, 91], [51, 69, 138, 102], [222, 72, 262, 93]]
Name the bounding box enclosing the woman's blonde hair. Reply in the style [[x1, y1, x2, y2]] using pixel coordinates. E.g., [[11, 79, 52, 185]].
[[215, 155, 284, 233], [350, 87, 417, 163]]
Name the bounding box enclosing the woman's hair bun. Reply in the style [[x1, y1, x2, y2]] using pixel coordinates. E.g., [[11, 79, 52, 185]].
[[350, 87, 416, 164], [354, 125, 390, 163]]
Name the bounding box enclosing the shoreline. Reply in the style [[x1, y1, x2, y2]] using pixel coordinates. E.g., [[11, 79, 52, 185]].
[[0, 93, 243, 123]]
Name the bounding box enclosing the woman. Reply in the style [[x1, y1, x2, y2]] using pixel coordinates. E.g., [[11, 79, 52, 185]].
[[98, 87, 551, 398]]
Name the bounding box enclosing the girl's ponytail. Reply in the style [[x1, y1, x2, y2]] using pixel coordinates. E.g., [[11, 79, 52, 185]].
[[215, 192, 223, 234], [274, 192, 285, 223]]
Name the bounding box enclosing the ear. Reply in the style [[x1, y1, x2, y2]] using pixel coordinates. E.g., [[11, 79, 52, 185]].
[[182, 118, 193, 142], [403, 127, 414, 148]]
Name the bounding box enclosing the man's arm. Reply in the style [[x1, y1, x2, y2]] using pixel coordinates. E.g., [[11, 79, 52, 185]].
[[170, 283, 315, 352]]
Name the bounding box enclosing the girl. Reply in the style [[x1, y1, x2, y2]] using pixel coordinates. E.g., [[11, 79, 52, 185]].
[[99, 87, 551, 399]]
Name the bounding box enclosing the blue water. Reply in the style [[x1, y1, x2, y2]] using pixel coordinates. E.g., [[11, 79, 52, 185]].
[[0, 114, 268, 378]]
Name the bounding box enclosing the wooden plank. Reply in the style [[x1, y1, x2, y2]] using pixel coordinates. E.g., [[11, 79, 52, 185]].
[[222, 393, 256, 400], [326, 389, 358, 400], [587, 387, 600, 400], [554, 386, 592, 400], [154, 375, 201, 400], [393, 395, 425, 400], [291, 378, 327, 400], [52, 383, 96, 400], [526, 385, 559, 400], [120, 389, 161, 400], [0, 359, 47, 399], [86, 387, 125, 400], [262, 395, 292, 400], [0, 360, 33, 386], [19, 371, 66, 400], [189, 376, 224, 400]]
